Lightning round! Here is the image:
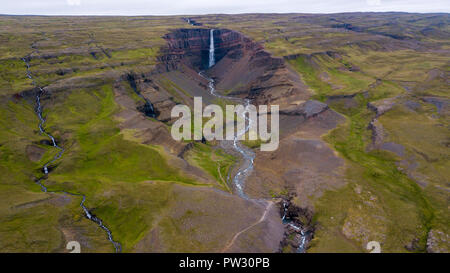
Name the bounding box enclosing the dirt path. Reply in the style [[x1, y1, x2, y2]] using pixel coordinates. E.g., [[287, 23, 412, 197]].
[[222, 201, 273, 252]]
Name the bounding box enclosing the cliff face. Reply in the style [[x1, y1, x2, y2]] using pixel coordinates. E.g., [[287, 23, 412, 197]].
[[161, 28, 257, 71], [209, 31, 310, 108], [160, 28, 309, 108]]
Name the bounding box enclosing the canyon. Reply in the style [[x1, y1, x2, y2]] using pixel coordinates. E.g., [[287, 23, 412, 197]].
[[159, 27, 342, 251], [0, 13, 448, 253]]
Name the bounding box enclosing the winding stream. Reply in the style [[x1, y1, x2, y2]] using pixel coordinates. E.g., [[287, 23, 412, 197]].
[[201, 29, 308, 252], [281, 201, 308, 253], [200, 29, 256, 199], [22, 56, 121, 253], [20, 27, 307, 252], [199, 72, 255, 199]]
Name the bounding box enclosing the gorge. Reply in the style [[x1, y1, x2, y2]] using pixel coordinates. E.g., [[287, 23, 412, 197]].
[[2, 13, 447, 253], [161, 26, 315, 252]]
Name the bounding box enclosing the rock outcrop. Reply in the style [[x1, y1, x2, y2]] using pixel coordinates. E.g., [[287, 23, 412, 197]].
[[161, 28, 255, 71], [123, 72, 179, 123], [421, 96, 449, 115], [427, 229, 450, 253], [159, 28, 310, 109], [280, 100, 328, 118], [367, 97, 397, 117], [368, 118, 385, 148]]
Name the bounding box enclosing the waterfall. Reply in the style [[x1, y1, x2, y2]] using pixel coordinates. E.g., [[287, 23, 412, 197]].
[[209, 29, 215, 68]]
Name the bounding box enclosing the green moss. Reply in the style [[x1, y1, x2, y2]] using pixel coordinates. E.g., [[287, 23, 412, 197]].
[[18, 83, 199, 251], [0, 13, 448, 253], [185, 142, 235, 191], [110, 47, 159, 63], [0, 59, 33, 95], [288, 56, 332, 100], [90, 181, 174, 251], [314, 93, 435, 252], [241, 139, 262, 149]]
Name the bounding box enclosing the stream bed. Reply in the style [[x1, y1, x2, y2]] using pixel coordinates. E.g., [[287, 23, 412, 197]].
[[22, 56, 121, 253]]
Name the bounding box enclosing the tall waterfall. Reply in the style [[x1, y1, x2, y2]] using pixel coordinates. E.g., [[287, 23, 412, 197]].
[[209, 29, 215, 68]]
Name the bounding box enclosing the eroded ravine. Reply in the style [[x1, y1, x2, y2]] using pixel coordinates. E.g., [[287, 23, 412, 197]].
[[22, 55, 122, 253], [280, 200, 310, 253], [199, 71, 256, 199], [202, 29, 308, 252]]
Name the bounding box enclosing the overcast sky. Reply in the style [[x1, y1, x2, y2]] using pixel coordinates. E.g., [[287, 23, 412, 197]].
[[1, 0, 449, 15]]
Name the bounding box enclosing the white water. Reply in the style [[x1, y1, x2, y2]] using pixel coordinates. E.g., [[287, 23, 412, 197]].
[[23, 59, 64, 178], [281, 201, 308, 253], [209, 29, 215, 68], [231, 99, 255, 199], [22, 57, 121, 253], [198, 71, 254, 199], [80, 196, 121, 252], [201, 24, 308, 251]]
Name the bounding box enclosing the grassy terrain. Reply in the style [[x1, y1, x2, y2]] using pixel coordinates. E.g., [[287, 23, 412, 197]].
[[195, 13, 448, 252], [47, 85, 193, 184], [0, 94, 113, 252], [284, 45, 447, 252], [0, 13, 448, 252], [184, 142, 235, 192], [313, 94, 434, 252], [39, 83, 203, 251], [283, 46, 446, 252]]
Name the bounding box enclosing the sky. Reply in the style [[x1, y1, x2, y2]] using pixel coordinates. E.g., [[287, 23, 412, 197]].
[[1, 0, 449, 15]]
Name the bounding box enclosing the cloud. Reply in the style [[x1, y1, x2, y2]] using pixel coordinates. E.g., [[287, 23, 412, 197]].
[[67, 0, 81, 6], [2, 0, 449, 15], [366, 0, 381, 6]]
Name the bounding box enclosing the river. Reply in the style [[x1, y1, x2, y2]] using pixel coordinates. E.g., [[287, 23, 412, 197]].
[[22, 56, 121, 253], [201, 29, 308, 252]]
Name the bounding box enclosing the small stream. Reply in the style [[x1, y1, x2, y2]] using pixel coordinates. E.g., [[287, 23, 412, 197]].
[[22, 56, 121, 253], [200, 28, 308, 252], [199, 71, 255, 199], [281, 201, 309, 253]]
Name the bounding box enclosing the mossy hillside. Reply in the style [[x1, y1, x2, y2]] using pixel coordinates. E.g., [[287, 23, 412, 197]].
[[0, 13, 448, 253], [185, 142, 235, 192], [205, 16, 446, 252], [0, 59, 34, 95], [285, 42, 440, 252], [0, 187, 113, 253], [0, 16, 178, 96], [378, 103, 450, 234], [0, 15, 291, 252], [0, 189, 74, 252], [0, 98, 53, 190], [288, 56, 333, 100], [26, 48, 160, 88], [311, 93, 435, 252], [86, 180, 175, 252], [0, 15, 185, 59], [380, 104, 449, 171], [343, 49, 449, 83], [0, 96, 111, 252], [288, 54, 375, 99], [43, 84, 198, 186], [33, 83, 231, 251], [313, 53, 374, 94]]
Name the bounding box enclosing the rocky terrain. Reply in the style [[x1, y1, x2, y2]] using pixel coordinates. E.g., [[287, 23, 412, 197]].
[[0, 13, 448, 253]]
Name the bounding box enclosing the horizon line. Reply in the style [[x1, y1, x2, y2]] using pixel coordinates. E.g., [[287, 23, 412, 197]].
[[1, 11, 449, 17]]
